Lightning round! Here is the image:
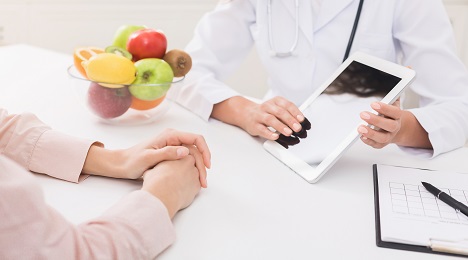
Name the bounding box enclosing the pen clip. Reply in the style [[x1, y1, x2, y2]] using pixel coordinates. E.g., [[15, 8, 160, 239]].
[[430, 238, 468, 256]]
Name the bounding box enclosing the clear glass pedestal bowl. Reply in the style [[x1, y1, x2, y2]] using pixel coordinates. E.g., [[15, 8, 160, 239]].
[[67, 65, 183, 125]]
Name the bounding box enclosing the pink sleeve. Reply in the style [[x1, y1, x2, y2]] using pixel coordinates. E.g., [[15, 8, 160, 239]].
[[0, 109, 98, 182], [0, 156, 175, 259]]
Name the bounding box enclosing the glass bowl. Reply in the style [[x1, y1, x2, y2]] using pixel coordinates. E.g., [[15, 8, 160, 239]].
[[67, 65, 183, 125]]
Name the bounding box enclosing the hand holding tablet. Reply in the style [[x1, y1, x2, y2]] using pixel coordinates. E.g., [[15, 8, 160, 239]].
[[264, 52, 416, 183], [275, 117, 311, 149]]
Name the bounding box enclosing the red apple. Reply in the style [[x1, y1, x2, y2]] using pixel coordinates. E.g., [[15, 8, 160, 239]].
[[126, 28, 167, 61], [87, 82, 132, 119]]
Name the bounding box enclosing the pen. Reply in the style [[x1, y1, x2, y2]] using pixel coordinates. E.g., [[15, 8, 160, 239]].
[[430, 238, 468, 256], [422, 181, 468, 218]]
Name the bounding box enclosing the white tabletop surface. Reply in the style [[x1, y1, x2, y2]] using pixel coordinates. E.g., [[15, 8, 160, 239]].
[[1, 44, 467, 260]]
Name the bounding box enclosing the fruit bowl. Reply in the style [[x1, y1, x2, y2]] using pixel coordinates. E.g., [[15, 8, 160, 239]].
[[67, 65, 183, 125]]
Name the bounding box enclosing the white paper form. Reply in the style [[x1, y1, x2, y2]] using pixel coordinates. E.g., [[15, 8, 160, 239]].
[[377, 164, 468, 246]]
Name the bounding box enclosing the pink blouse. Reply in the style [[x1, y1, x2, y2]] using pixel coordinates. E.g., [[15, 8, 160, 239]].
[[0, 109, 175, 259]]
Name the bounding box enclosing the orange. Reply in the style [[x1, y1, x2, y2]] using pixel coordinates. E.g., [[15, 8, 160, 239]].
[[130, 95, 166, 111], [73, 47, 105, 78]]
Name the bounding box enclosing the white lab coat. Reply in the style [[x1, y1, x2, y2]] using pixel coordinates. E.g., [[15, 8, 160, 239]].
[[177, 0, 468, 157]]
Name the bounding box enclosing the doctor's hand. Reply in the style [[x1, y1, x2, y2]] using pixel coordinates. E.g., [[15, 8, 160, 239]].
[[357, 99, 403, 149], [83, 129, 211, 188], [357, 98, 433, 149], [212, 96, 306, 141]]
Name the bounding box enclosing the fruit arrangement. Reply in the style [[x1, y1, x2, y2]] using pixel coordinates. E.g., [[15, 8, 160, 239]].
[[72, 25, 192, 120]]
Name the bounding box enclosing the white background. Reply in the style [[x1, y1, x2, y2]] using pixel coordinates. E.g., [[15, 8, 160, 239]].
[[0, 0, 467, 99]]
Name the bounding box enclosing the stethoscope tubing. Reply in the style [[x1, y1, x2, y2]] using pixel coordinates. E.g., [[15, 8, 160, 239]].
[[343, 0, 364, 61], [267, 0, 299, 57], [267, 0, 364, 61]]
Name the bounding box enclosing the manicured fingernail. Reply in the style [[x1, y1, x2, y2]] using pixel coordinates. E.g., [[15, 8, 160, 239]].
[[297, 114, 304, 121], [293, 123, 301, 132], [360, 112, 371, 120], [272, 133, 279, 139], [358, 126, 368, 134], [177, 147, 188, 157], [284, 127, 293, 135], [371, 102, 381, 110]]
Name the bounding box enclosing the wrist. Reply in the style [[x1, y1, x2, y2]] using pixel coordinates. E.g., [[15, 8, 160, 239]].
[[212, 96, 256, 129], [392, 110, 412, 145], [148, 191, 178, 219], [83, 145, 125, 178], [142, 174, 179, 219], [393, 110, 431, 148]]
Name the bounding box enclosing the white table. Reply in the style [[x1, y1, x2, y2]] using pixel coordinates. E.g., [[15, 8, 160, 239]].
[[1, 44, 466, 260]]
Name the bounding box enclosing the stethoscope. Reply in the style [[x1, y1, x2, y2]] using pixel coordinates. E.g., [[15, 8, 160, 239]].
[[267, 0, 364, 62]]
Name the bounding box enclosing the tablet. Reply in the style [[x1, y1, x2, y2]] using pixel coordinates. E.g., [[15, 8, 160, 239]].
[[263, 52, 416, 183]]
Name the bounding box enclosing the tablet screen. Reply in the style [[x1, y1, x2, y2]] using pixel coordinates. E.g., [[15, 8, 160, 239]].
[[284, 61, 402, 167]]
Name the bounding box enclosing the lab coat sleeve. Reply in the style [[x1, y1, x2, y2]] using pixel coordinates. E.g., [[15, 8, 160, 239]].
[[0, 157, 175, 259], [0, 108, 98, 183], [176, 1, 257, 120], [394, 0, 468, 156]]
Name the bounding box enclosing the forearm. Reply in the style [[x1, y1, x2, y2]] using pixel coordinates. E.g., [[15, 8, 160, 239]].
[[0, 157, 175, 259], [211, 96, 255, 129], [0, 110, 97, 182], [394, 110, 432, 149], [80, 190, 175, 258], [82, 145, 125, 178], [70, 191, 174, 259]]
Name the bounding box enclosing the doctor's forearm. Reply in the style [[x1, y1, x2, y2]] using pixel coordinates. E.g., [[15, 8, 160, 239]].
[[211, 96, 254, 129], [394, 111, 432, 149]]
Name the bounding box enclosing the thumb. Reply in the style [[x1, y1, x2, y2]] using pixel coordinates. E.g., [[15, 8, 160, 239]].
[[151, 146, 190, 163]]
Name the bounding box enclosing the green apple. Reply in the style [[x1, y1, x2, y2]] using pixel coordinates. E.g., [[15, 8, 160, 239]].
[[112, 25, 146, 50], [130, 58, 174, 101]]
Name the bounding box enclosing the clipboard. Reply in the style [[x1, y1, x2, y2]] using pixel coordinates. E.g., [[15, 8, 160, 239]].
[[373, 164, 468, 258]]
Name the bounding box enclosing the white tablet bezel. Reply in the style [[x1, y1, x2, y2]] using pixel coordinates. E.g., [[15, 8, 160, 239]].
[[263, 52, 416, 183]]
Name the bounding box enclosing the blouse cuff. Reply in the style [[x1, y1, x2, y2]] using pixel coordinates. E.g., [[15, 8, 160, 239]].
[[28, 130, 100, 183]]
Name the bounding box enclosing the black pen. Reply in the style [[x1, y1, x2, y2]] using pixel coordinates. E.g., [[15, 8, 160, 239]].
[[422, 181, 468, 217]]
